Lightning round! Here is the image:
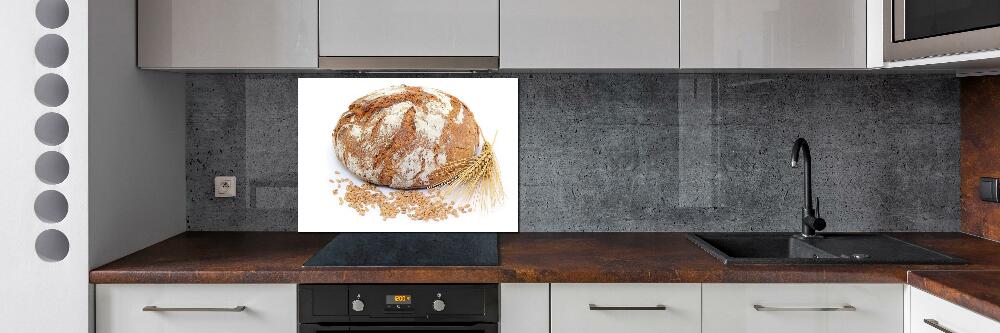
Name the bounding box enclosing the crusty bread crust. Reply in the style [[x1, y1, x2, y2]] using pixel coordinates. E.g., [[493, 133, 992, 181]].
[[333, 85, 480, 189]]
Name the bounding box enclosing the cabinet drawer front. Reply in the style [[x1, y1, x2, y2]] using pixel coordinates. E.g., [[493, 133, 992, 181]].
[[96, 284, 296, 333], [551, 283, 701, 333], [702, 283, 903, 333], [910, 287, 1000, 333], [319, 0, 499, 57]]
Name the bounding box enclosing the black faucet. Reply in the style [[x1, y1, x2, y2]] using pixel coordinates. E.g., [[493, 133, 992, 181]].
[[791, 138, 826, 238]]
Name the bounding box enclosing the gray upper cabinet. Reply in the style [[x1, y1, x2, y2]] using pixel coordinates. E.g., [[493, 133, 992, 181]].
[[132, 0, 875, 70], [501, 0, 680, 69], [138, 0, 318, 69], [680, 0, 868, 69], [318, 0, 500, 57]]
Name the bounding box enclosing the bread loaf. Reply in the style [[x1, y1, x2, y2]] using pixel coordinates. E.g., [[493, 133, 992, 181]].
[[333, 85, 480, 189]]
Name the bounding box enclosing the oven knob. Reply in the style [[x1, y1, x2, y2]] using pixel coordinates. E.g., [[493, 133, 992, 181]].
[[432, 299, 446, 312], [351, 299, 365, 312]]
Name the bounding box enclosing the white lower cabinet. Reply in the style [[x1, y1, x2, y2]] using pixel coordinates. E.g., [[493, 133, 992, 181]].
[[96, 284, 297, 333], [95, 282, 999, 333], [500, 283, 549, 333], [910, 286, 1000, 333], [702, 283, 904, 333], [550, 283, 701, 333]]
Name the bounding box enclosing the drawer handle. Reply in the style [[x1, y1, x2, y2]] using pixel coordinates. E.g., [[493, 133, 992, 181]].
[[923, 319, 955, 333], [753, 304, 856, 312], [588, 304, 667, 311], [142, 306, 247, 312]]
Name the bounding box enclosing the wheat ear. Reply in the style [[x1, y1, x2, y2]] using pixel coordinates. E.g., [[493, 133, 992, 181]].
[[430, 132, 504, 210]]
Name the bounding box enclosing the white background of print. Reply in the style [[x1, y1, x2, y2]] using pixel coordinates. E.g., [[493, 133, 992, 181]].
[[298, 78, 519, 232]]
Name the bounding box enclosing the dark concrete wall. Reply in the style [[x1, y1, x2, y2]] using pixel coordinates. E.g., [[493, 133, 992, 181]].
[[186, 73, 960, 232]]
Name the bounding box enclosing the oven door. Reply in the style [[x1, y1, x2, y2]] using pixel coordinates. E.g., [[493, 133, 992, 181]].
[[885, 0, 1000, 61], [300, 323, 498, 333]]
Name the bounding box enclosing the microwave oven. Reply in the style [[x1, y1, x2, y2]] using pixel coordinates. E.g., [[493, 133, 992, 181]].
[[884, 0, 1000, 62]]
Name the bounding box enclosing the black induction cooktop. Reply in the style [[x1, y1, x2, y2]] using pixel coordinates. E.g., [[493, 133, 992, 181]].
[[303, 233, 499, 266]]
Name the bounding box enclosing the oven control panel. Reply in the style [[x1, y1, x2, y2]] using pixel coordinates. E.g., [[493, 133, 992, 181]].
[[385, 294, 414, 312], [350, 285, 469, 317], [298, 284, 498, 323]]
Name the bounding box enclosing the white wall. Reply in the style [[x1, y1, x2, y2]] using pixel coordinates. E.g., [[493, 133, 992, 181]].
[[0, 0, 185, 331], [0, 0, 90, 331], [88, 0, 186, 270]]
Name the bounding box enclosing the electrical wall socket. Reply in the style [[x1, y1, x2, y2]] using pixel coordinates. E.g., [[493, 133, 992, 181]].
[[980, 177, 999, 203], [215, 176, 236, 198]]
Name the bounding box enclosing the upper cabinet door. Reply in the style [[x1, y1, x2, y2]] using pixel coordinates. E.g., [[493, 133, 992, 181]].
[[681, 0, 867, 68], [501, 0, 680, 69], [137, 0, 318, 69], [319, 0, 500, 57]]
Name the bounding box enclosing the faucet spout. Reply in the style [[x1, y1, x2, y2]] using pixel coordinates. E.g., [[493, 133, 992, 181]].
[[791, 138, 825, 237]]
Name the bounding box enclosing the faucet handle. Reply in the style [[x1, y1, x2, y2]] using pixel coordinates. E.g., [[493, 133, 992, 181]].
[[815, 196, 820, 218], [811, 216, 827, 231], [814, 196, 826, 231]]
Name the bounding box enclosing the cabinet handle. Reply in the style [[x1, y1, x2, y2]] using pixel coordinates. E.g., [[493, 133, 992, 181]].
[[753, 304, 856, 312], [588, 304, 667, 311], [142, 306, 247, 312], [923, 319, 955, 333]]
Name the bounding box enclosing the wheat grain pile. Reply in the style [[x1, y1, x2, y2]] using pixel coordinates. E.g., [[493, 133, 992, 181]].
[[330, 174, 472, 221]]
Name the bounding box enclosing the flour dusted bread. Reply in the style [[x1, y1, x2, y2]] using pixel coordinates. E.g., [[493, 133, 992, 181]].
[[333, 85, 480, 189]]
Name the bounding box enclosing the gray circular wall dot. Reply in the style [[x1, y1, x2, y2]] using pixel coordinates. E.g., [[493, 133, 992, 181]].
[[35, 112, 69, 145], [36, 0, 69, 29], [34, 190, 68, 223], [35, 34, 69, 68], [35, 229, 69, 262], [34, 73, 69, 107], [35, 151, 69, 184]]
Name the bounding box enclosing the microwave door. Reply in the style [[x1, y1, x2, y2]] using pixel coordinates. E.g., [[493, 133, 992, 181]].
[[896, 0, 1000, 42], [885, 0, 1000, 61]]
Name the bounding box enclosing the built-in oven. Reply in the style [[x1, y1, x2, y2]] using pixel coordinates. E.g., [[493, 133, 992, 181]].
[[298, 284, 498, 333], [885, 0, 1000, 61]]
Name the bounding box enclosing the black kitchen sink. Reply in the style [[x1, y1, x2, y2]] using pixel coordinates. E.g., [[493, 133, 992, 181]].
[[687, 233, 966, 265]]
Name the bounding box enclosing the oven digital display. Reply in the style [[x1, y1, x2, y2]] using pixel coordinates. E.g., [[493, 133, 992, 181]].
[[386, 295, 412, 304]]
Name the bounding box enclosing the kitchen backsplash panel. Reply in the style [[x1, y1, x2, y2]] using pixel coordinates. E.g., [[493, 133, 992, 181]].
[[960, 76, 1000, 242], [186, 73, 960, 232]]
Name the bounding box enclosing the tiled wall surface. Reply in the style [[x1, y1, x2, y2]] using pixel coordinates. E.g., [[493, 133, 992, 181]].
[[187, 73, 960, 232]]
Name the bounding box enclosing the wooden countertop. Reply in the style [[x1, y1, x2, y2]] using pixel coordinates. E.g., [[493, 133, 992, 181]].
[[908, 270, 1000, 322], [91, 232, 1000, 284], [89, 232, 1000, 321]]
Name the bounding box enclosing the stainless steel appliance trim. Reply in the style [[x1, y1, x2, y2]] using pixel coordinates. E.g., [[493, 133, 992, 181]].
[[753, 304, 856, 312], [299, 323, 498, 332], [142, 305, 247, 312], [892, 0, 905, 41], [884, 0, 1000, 62], [345, 323, 497, 331], [318, 57, 499, 71], [923, 319, 956, 333], [588, 304, 667, 311]]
